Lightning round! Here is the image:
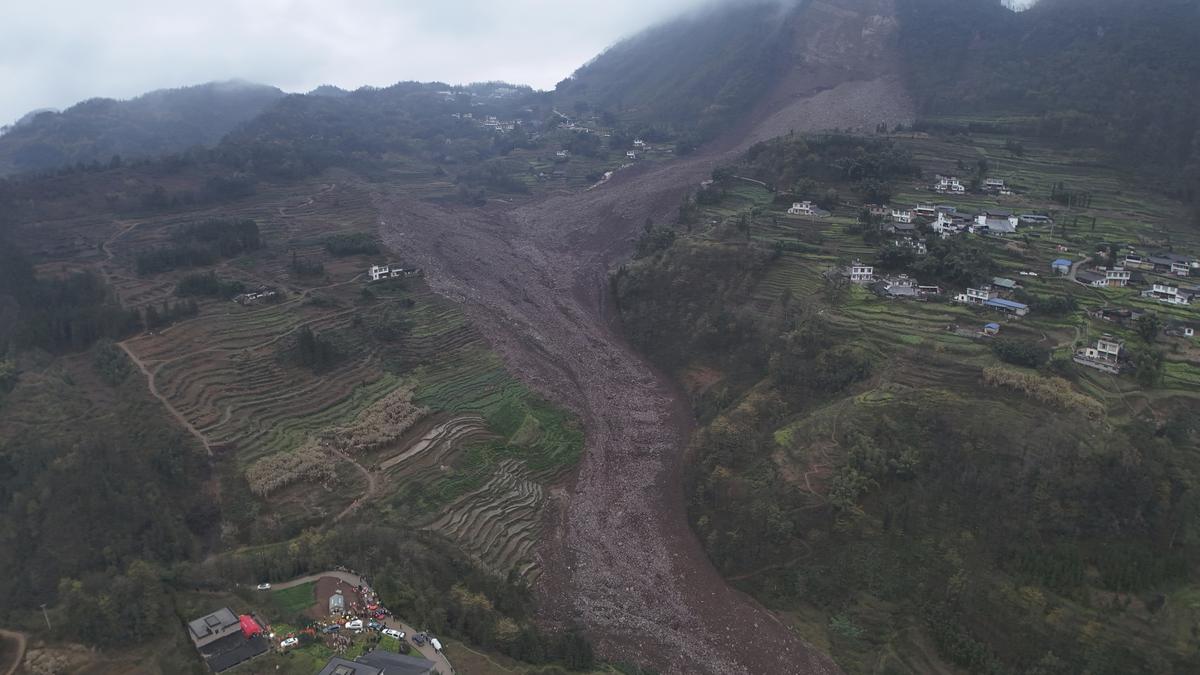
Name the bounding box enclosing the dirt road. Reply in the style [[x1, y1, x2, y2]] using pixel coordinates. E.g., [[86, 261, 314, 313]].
[[0, 629, 26, 675]]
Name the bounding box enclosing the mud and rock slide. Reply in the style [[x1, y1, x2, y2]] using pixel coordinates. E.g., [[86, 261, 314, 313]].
[[376, 3, 911, 672]]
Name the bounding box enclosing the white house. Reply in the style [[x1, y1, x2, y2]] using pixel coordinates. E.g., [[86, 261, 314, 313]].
[[555, 150, 569, 158], [955, 287, 996, 305], [626, 151, 638, 160], [1142, 283, 1194, 306], [934, 175, 965, 194], [788, 201, 830, 217], [892, 209, 914, 224], [933, 211, 964, 237], [849, 260, 875, 284], [1104, 267, 1131, 287], [368, 264, 419, 282], [983, 178, 1006, 193], [1074, 335, 1124, 374], [633, 139, 647, 149]]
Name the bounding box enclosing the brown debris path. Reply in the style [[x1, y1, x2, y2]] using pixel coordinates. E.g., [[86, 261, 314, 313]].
[[370, 4, 912, 671], [376, 158, 836, 675]]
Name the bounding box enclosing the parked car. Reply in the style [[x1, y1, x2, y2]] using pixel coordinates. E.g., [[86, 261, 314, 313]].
[[256, 583, 271, 590], [430, 637, 443, 652], [411, 634, 425, 646], [280, 637, 299, 648], [382, 628, 405, 640], [367, 619, 383, 631], [321, 625, 340, 634], [345, 619, 364, 631]]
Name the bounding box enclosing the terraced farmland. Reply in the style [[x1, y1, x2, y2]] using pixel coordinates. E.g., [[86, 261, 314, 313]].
[[73, 175, 584, 572], [428, 459, 548, 580]]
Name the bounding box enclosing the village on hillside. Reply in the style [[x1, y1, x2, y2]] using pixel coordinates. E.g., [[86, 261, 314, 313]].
[[688, 130, 1200, 389]]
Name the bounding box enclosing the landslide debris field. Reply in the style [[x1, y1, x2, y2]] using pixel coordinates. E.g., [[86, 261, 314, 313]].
[[371, 63, 907, 675], [369, 3, 911, 672], [377, 158, 845, 674], [1, 2, 910, 672]]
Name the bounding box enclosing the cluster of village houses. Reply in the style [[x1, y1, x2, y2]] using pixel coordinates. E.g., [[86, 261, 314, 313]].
[[556, 136, 657, 162], [812, 174, 1198, 376], [1053, 250, 1200, 307]]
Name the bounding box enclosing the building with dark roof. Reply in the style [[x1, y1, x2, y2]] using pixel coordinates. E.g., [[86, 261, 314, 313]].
[[188, 608, 241, 649], [187, 608, 270, 673]]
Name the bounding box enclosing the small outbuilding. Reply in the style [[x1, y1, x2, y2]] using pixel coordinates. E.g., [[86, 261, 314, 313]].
[[330, 590, 346, 615], [1052, 258, 1072, 275]]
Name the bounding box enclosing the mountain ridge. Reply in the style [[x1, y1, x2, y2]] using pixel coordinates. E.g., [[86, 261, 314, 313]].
[[0, 80, 284, 175]]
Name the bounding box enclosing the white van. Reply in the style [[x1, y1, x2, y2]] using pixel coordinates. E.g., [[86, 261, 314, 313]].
[[430, 637, 443, 652]]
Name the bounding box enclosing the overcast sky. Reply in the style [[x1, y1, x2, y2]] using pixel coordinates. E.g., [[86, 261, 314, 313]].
[[1, 0, 721, 124]]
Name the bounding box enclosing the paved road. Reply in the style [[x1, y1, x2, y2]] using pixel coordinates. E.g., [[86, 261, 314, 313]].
[[270, 571, 455, 674], [1067, 255, 1093, 282]]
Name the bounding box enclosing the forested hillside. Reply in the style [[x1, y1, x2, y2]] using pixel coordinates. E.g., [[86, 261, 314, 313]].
[[898, 0, 1200, 200], [219, 82, 548, 181], [555, 1, 794, 142], [0, 81, 283, 175], [615, 128, 1200, 673]]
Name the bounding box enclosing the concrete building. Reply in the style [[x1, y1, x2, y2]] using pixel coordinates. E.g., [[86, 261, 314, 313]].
[[186, 608, 269, 673], [1074, 335, 1124, 374], [848, 260, 875, 284], [955, 287, 996, 306], [973, 210, 1019, 235], [188, 608, 241, 649], [934, 175, 965, 194], [1142, 283, 1195, 306], [787, 200, 830, 217]]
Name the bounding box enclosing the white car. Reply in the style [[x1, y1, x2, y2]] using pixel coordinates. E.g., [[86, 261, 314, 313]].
[[381, 628, 405, 640], [345, 619, 364, 631], [280, 637, 299, 648], [256, 583, 271, 590]]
